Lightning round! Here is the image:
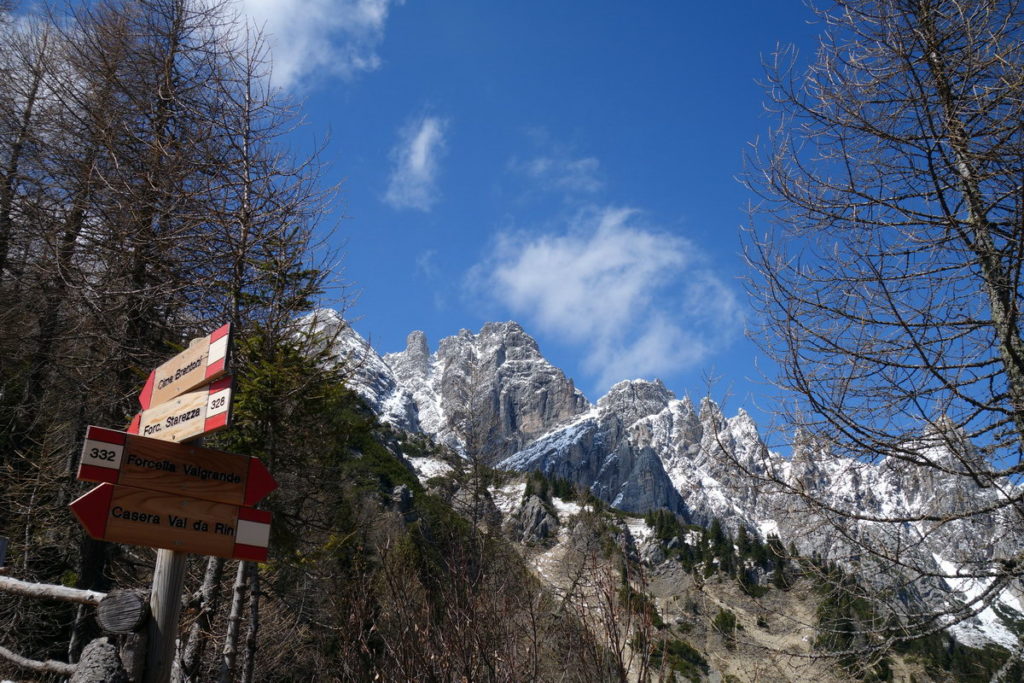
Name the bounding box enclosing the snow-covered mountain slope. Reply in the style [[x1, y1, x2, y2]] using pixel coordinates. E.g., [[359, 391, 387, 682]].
[[499, 380, 687, 515], [302, 309, 420, 431], [325, 312, 1023, 646]]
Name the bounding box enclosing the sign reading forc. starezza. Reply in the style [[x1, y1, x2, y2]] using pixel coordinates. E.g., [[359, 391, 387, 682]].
[[70, 483, 271, 561], [128, 376, 232, 443], [77, 426, 276, 507], [139, 324, 230, 410]]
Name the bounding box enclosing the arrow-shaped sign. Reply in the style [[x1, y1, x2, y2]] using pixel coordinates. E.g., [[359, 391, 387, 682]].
[[70, 483, 271, 561], [129, 376, 232, 444], [139, 324, 231, 410], [77, 426, 276, 507]]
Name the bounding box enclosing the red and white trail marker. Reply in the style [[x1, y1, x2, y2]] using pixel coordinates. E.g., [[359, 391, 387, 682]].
[[139, 324, 231, 410], [70, 483, 271, 561], [77, 426, 276, 507], [129, 376, 232, 444]]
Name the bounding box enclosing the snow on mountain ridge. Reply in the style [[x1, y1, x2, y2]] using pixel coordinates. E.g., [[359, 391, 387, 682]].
[[326, 312, 1023, 646]]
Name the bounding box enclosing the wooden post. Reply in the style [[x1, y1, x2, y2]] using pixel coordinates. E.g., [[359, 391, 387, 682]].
[[144, 549, 187, 683]]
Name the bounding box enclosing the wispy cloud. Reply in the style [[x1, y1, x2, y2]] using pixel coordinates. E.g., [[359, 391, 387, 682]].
[[416, 249, 438, 278], [385, 114, 448, 212], [238, 0, 401, 88], [510, 155, 603, 194], [471, 207, 742, 392]]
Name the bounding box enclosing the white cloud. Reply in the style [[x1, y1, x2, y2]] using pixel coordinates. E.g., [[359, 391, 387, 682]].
[[385, 115, 448, 212], [473, 207, 742, 392], [416, 249, 438, 278], [510, 154, 603, 194], [237, 0, 400, 88]]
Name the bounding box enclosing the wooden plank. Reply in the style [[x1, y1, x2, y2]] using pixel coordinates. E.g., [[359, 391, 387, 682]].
[[77, 426, 276, 506], [128, 377, 232, 444], [70, 484, 271, 561], [139, 324, 231, 410]]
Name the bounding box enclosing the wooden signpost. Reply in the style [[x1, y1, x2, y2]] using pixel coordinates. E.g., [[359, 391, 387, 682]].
[[138, 324, 230, 410], [127, 376, 233, 443], [77, 426, 277, 506], [70, 483, 272, 561], [67, 323, 273, 683]]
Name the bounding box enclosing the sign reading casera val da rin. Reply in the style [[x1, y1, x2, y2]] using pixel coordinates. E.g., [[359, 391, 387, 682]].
[[139, 323, 230, 410], [77, 426, 276, 507], [128, 376, 232, 443], [70, 483, 270, 561]]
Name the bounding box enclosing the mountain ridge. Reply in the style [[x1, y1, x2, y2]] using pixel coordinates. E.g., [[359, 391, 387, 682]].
[[317, 310, 1024, 649]]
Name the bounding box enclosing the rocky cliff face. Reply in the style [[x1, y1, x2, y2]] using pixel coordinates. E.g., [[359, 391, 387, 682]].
[[499, 380, 687, 516], [329, 312, 1023, 648], [383, 321, 589, 462]]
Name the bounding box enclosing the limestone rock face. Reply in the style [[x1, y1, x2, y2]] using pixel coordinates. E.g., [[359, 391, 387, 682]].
[[509, 495, 559, 544], [500, 380, 687, 517], [384, 321, 589, 462]]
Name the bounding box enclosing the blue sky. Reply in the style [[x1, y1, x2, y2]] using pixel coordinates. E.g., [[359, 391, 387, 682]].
[[239, 0, 823, 429]]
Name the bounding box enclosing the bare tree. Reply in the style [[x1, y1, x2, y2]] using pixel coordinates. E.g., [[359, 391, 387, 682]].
[[744, 0, 1024, 650], [0, 0, 341, 674]]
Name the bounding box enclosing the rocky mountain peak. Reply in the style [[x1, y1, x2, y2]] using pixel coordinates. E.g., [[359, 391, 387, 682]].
[[380, 320, 589, 460], [405, 329, 429, 361], [389, 330, 431, 380], [597, 379, 675, 427]]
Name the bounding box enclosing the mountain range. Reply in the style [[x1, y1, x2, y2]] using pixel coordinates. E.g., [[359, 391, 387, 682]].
[[311, 309, 1024, 650]]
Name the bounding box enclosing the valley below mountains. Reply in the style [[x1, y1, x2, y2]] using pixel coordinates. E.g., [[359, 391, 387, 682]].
[[314, 309, 1024, 661]]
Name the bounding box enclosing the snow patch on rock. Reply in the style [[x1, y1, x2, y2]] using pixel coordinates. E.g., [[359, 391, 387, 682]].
[[408, 456, 453, 484]]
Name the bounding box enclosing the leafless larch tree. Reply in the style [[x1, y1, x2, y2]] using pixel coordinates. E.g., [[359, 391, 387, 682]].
[[742, 0, 1024, 657]]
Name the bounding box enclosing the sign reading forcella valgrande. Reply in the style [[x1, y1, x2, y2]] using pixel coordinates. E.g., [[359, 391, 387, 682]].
[[128, 376, 232, 443], [70, 483, 271, 561], [139, 324, 231, 410], [77, 426, 276, 507]]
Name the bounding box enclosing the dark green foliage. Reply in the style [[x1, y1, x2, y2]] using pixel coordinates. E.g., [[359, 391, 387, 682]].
[[549, 475, 577, 501], [396, 432, 443, 460], [895, 632, 1019, 682], [646, 637, 709, 682], [618, 583, 665, 629], [713, 608, 737, 649], [644, 508, 686, 542], [230, 363, 618, 681], [523, 470, 552, 504], [766, 534, 791, 589], [739, 570, 769, 597], [735, 524, 751, 557], [812, 563, 893, 681], [643, 512, 799, 600], [523, 469, 578, 504]]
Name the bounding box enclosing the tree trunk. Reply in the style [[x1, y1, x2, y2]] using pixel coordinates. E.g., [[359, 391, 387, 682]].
[[174, 556, 225, 683], [239, 563, 259, 683], [217, 560, 248, 683]]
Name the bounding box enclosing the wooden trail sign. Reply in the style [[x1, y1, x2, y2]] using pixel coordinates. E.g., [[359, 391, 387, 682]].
[[139, 324, 231, 410], [129, 376, 232, 443], [70, 483, 271, 561], [77, 426, 276, 507]]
